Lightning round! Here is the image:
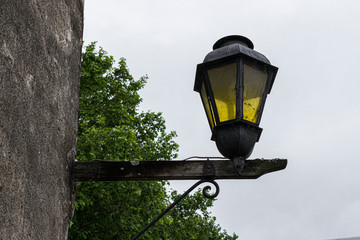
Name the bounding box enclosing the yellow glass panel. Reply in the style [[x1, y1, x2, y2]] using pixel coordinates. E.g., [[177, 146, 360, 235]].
[[243, 64, 268, 123], [207, 63, 237, 122], [200, 82, 216, 129]]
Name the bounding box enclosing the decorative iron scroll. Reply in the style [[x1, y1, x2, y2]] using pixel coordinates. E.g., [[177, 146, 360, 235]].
[[131, 179, 220, 240]]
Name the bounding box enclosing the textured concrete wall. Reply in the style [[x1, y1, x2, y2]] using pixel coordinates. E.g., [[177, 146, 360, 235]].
[[0, 0, 83, 239]]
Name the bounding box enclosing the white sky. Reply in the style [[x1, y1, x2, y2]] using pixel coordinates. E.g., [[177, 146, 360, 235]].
[[83, 0, 360, 239]]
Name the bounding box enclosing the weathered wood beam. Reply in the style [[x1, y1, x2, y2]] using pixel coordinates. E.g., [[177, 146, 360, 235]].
[[72, 159, 287, 181]]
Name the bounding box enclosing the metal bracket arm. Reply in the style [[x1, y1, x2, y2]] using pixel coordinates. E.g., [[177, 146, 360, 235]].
[[131, 179, 219, 240]]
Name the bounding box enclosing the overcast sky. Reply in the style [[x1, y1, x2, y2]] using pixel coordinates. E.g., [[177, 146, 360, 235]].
[[83, 0, 360, 239]]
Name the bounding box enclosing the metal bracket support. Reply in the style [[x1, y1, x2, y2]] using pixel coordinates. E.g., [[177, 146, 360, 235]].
[[72, 158, 287, 239], [131, 179, 220, 240], [72, 159, 287, 181], [203, 158, 216, 179], [233, 157, 246, 175]]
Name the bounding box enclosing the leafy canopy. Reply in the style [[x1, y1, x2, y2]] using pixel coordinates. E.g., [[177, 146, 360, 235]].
[[68, 43, 238, 240]]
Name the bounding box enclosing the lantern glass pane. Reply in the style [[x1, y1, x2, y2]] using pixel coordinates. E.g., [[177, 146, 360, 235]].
[[243, 64, 268, 123], [207, 63, 237, 123], [200, 82, 216, 129]]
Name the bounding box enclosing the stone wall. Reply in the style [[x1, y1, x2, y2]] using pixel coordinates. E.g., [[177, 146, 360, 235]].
[[0, 0, 83, 239]]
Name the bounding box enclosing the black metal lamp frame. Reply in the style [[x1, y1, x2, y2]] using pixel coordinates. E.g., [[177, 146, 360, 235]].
[[194, 53, 278, 130], [193, 35, 279, 165]]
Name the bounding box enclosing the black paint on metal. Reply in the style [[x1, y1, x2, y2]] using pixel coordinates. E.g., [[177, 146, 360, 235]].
[[131, 179, 220, 240], [193, 35, 279, 160], [213, 35, 254, 50], [233, 157, 246, 175], [213, 122, 262, 159]]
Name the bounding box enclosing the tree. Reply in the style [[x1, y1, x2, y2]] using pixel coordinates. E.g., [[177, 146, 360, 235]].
[[68, 43, 238, 239]]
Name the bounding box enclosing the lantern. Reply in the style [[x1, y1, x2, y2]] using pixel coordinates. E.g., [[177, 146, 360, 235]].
[[194, 35, 278, 164]]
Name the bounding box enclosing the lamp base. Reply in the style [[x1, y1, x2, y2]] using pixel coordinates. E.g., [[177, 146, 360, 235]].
[[212, 122, 262, 159]]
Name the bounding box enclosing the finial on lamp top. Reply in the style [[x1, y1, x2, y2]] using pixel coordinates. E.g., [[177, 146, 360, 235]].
[[213, 35, 254, 50]]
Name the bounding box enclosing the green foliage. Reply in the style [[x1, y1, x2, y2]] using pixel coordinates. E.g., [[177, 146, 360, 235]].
[[68, 43, 238, 240]]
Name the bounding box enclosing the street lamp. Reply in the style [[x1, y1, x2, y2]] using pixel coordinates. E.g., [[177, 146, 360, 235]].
[[73, 35, 286, 240], [194, 35, 278, 174]]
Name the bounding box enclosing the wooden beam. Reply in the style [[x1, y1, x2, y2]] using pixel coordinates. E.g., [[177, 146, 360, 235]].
[[72, 159, 287, 181]]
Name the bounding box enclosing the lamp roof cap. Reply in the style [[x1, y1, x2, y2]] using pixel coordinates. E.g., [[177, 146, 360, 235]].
[[213, 35, 254, 50], [203, 35, 271, 64]]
